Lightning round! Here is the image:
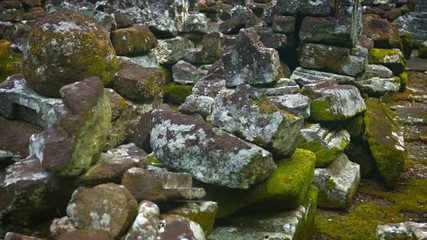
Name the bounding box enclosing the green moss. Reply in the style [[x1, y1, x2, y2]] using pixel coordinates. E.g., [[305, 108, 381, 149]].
[[251, 94, 280, 114], [298, 140, 347, 168], [252, 136, 266, 146], [325, 177, 336, 191], [163, 84, 193, 105], [315, 202, 404, 240], [368, 48, 405, 75], [110, 26, 158, 56], [310, 98, 343, 122], [398, 71, 408, 92], [146, 153, 164, 168], [343, 115, 365, 137], [295, 185, 318, 240], [400, 31, 413, 60], [419, 42, 427, 58], [174, 205, 217, 235], [0, 40, 21, 83]]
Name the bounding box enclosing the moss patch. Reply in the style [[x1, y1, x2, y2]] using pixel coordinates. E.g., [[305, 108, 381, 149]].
[[399, 71, 408, 92], [298, 140, 348, 168], [250, 94, 280, 114], [0, 40, 21, 83], [163, 84, 193, 105], [368, 48, 405, 75], [315, 202, 404, 240]]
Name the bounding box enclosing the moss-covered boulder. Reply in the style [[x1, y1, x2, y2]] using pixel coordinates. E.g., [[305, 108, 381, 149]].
[[209, 185, 318, 240], [364, 98, 406, 189], [298, 123, 350, 167], [418, 41, 427, 58], [0, 40, 21, 83], [203, 148, 316, 218], [110, 25, 157, 56], [22, 10, 120, 97], [368, 48, 405, 75], [163, 84, 193, 105]]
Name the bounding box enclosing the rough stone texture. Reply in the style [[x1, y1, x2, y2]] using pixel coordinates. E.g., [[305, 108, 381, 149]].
[[66, 183, 138, 239], [219, 5, 260, 34], [376, 222, 427, 240], [211, 85, 303, 157], [290, 67, 356, 86], [314, 154, 360, 210], [58, 230, 113, 240], [362, 14, 402, 49], [110, 25, 157, 56], [159, 214, 205, 240], [4, 232, 42, 240], [344, 140, 376, 177], [299, 43, 367, 77], [76, 143, 147, 187], [192, 78, 227, 98], [209, 185, 318, 240], [0, 156, 63, 226], [356, 76, 401, 97], [182, 13, 211, 33], [166, 201, 218, 235], [178, 94, 215, 118], [259, 78, 300, 96], [364, 98, 406, 189], [207, 28, 282, 87], [419, 41, 427, 58], [368, 48, 406, 75], [268, 93, 311, 119], [121, 166, 206, 202], [184, 31, 224, 64], [400, 30, 413, 59], [361, 64, 394, 79], [172, 60, 209, 85], [150, 109, 276, 189], [203, 148, 315, 218], [112, 61, 164, 101], [154, 37, 194, 64], [22, 9, 119, 97], [254, 26, 289, 49], [272, 15, 295, 33], [266, 0, 336, 17], [124, 200, 160, 240], [50, 216, 77, 239], [302, 82, 367, 122], [299, 123, 351, 167], [29, 77, 111, 176], [126, 52, 160, 68], [0, 75, 63, 128]]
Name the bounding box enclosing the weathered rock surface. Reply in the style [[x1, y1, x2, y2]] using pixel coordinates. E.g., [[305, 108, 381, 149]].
[[314, 154, 361, 210], [203, 149, 315, 218], [364, 98, 406, 189], [121, 166, 206, 202], [211, 84, 303, 156], [179, 94, 215, 118], [266, 0, 335, 17], [29, 77, 111, 176], [110, 25, 157, 56], [299, 43, 367, 77], [192, 78, 227, 98], [172, 60, 209, 85], [22, 9, 119, 97], [357, 76, 401, 96], [58, 230, 113, 240], [259, 78, 300, 96], [209, 185, 318, 240], [368, 48, 405, 75], [0, 157, 62, 226], [184, 32, 224, 64], [207, 28, 282, 87], [219, 5, 260, 34], [302, 81, 367, 122], [4, 232, 43, 240], [299, 123, 351, 167], [291, 67, 356, 86], [150, 109, 276, 189], [159, 214, 205, 240], [182, 13, 211, 33], [419, 40, 427, 58], [66, 183, 138, 239], [154, 37, 194, 64], [0, 75, 63, 128], [376, 222, 427, 240], [363, 14, 402, 49], [124, 200, 160, 240], [112, 61, 164, 101]]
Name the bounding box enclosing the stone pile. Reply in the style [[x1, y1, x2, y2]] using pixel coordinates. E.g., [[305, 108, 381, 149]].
[[0, 0, 416, 239], [394, 0, 427, 47]]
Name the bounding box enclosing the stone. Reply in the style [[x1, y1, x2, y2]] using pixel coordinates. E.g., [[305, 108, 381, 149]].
[[314, 154, 360, 210], [22, 9, 119, 97], [181, 13, 211, 33], [150, 109, 276, 189], [110, 25, 157, 56], [192, 78, 227, 98], [154, 37, 194, 64], [211, 84, 303, 157], [0, 157, 63, 226], [184, 31, 224, 64], [50, 216, 76, 239], [58, 230, 113, 240], [112, 61, 164, 101], [399, 30, 413, 59], [302, 82, 367, 122], [126, 52, 160, 68], [4, 233, 42, 240], [179, 94, 215, 118], [124, 200, 160, 240], [361, 64, 394, 79], [298, 123, 351, 167], [121, 166, 206, 202], [219, 5, 260, 34], [272, 15, 295, 33], [209, 185, 318, 240], [299, 43, 367, 77], [419, 41, 427, 58], [159, 214, 205, 240], [342, 115, 365, 137], [66, 183, 138, 239], [258, 78, 300, 96], [290, 67, 356, 86], [163, 84, 193, 105], [29, 77, 111, 176], [266, 0, 335, 17], [172, 60, 209, 85], [364, 98, 406, 189], [203, 148, 315, 218], [208, 28, 282, 87], [166, 201, 218, 235], [268, 93, 311, 119], [76, 143, 147, 187], [362, 14, 402, 49], [376, 222, 427, 240], [356, 76, 401, 97], [0, 75, 63, 128], [345, 139, 376, 177], [368, 48, 406, 73], [253, 26, 289, 50]]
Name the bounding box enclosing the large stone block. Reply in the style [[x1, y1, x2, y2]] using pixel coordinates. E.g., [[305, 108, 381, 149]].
[[110, 25, 157, 56]]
